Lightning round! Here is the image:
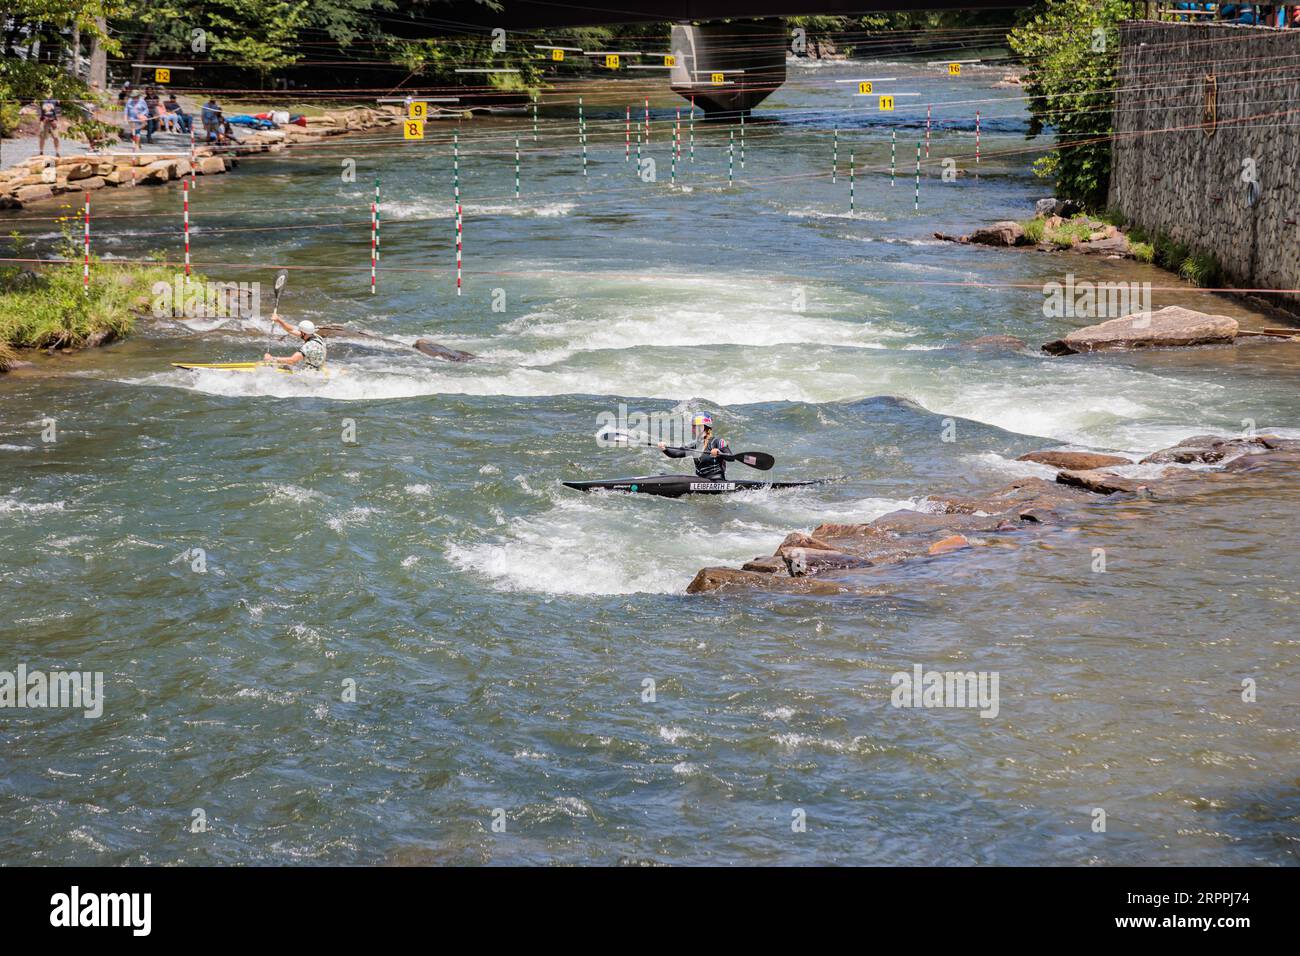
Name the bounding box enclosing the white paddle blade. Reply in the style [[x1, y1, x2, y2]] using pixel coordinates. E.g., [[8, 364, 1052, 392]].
[[595, 428, 645, 447]]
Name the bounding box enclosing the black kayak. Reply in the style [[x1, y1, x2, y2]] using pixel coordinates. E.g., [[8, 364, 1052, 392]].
[[562, 474, 836, 498]]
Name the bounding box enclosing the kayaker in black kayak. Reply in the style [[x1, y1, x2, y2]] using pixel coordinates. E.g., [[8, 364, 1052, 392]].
[[659, 413, 729, 480]]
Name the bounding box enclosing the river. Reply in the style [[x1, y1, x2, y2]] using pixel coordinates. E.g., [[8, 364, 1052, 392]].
[[2, 59, 1298, 865]]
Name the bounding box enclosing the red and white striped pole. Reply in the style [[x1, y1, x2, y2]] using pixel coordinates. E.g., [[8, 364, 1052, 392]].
[[975, 111, 981, 176], [370, 178, 378, 294], [189, 128, 197, 188], [925, 104, 931, 160], [82, 193, 90, 293], [456, 202, 462, 296], [182, 179, 191, 277], [644, 97, 650, 144], [625, 105, 630, 163]]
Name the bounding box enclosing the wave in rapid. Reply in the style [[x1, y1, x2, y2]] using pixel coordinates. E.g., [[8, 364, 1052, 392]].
[[446, 485, 911, 595]]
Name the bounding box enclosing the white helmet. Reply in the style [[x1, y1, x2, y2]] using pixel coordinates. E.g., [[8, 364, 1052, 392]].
[[297, 320, 317, 336]]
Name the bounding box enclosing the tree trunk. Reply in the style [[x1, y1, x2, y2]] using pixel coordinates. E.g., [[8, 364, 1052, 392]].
[[89, 18, 108, 92], [132, 24, 156, 86]]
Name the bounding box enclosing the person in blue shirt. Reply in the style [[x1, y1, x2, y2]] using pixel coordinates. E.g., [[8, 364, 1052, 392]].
[[201, 99, 223, 141], [124, 91, 149, 143]]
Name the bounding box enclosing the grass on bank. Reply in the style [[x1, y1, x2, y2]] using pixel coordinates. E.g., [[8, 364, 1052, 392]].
[[1, 231, 182, 369], [1019, 214, 1223, 288]]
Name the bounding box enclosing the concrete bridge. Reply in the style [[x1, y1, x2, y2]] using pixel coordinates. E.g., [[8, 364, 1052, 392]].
[[449, 1, 1028, 114]]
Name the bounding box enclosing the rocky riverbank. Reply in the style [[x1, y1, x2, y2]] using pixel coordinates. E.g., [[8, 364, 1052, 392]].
[[0, 106, 403, 210], [687, 434, 1299, 595]]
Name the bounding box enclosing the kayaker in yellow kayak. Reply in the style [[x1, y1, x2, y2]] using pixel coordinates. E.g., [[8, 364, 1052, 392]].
[[263, 315, 327, 370]]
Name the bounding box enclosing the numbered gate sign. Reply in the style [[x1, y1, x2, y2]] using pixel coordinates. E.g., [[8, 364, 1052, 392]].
[[404, 119, 425, 140], [605, 54, 620, 69], [409, 101, 427, 120], [948, 63, 962, 76], [155, 68, 171, 83], [858, 81, 873, 95], [664, 55, 676, 67], [552, 49, 564, 61], [711, 72, 725, 85], [878, 95, 895, 112]]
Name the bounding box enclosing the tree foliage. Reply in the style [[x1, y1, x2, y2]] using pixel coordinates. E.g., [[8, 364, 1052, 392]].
[[1009, 0, 1141, 210]]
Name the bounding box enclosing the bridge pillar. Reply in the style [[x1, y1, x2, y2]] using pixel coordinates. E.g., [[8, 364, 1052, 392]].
[[669, 20, 787, 116]]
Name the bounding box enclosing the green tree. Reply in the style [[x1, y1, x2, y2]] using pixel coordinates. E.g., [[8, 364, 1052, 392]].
[[1009, 0, 1141, 210]]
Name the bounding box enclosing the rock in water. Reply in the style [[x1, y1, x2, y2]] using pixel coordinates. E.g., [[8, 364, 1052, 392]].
[[1140, 434, 1277, 464], [961, 335, 1027, 352], [1042, 305, 1238, 355], [1055, 469, 1145, 495], [414, 339, 476, 362], [967, 221, 1028, 247], [1018, 450, 1133, 470]]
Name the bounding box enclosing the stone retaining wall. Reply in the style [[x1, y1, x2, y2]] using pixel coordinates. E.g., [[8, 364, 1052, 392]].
[[1109, 21, 1300, 307]]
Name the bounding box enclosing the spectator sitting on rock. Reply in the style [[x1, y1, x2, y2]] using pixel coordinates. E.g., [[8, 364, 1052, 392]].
[[163, 94, 192, 134]]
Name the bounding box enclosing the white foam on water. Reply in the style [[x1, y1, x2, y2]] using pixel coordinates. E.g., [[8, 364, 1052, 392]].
[[446, 484, 910, 597], [478, 304, 913, 366], [385, 199, 574, 220], [0, 497, 65, 514], [786, 207, 888, 221]]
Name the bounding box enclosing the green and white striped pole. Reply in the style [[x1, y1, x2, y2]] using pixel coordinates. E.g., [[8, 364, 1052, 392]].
[[514, 136, 520, 199], [833, 125, 838, 184], [579, 96, 586, 176], [891, 130, 896, 186], [849, 152, 854, 213], [728, 130, 734, 185], [689, 96, 696, 163], [740, 113, 746, 169], [532, 95, 538, 142]]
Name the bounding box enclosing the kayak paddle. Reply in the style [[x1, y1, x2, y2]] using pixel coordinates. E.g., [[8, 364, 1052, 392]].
[[597, 428, 775, 471], [268, 270, 288, 349]]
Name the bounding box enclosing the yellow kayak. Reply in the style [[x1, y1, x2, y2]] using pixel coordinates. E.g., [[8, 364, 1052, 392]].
[[171, 362, 342, 378]]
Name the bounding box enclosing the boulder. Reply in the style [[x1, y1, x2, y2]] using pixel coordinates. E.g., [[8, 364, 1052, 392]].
[[968, 221, 1027, 247], [64, 176, 105, 192], [961, 335, 1026, 352], [781, 547, 869, 576], [15, 184, 54, 204], [197, 157, 226, 175], [927, 534, 971, 556], [741, 555, 785, 574], [139, 159, 177, 183], [414, 339, 476, 362], [84, 329, 118, 349], [1034, 198, 1057, 217], [1055, 469, 1144, 495], [1043, 306, 1238, 355], [1017, 450, 1132, 470], [686, 567, 848, 595], [1140, 434, 1273, 465], [63, 162, 95, 181], [777, 531, 839, 552]]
